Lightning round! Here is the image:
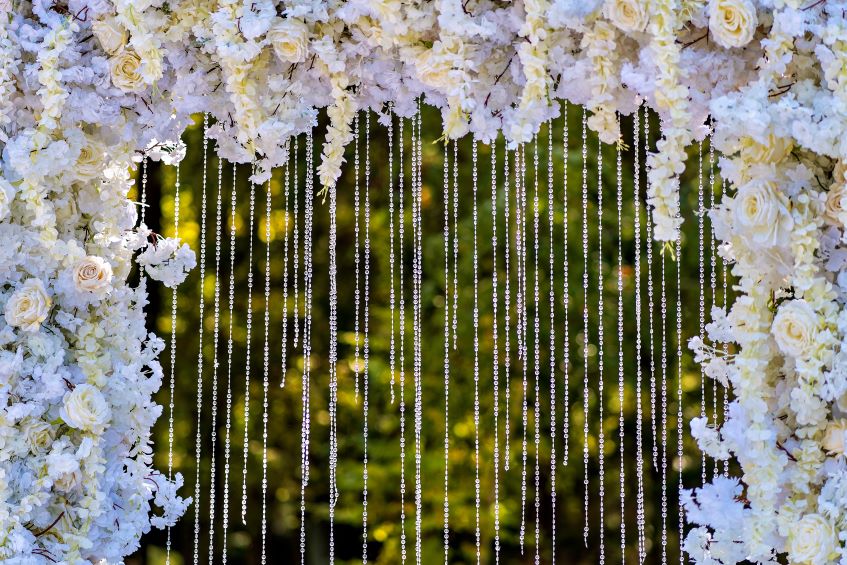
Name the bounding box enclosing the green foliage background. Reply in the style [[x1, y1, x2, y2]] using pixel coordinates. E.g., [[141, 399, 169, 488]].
[[130, 107, 727, 564]]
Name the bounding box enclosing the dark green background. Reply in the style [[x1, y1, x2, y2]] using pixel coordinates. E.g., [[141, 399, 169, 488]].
[[131, 106, 729, 564]]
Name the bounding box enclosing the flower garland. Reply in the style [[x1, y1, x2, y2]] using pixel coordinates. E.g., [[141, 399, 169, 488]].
[[3, 0, 847, 563]]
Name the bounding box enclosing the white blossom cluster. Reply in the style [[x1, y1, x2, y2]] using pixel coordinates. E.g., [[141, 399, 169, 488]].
[[3, 0, 847, 562]]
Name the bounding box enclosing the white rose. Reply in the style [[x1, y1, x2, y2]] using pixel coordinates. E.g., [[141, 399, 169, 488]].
[[732, 179, 791, 247], [415, 47, 452, 89], [109, 48, 145, 92], [709, 0, 758, 49], [772, 299, 818, 358], [0, 177, 14, 221], [72, 255, 112, 294], [75, 141, 106, 181], [267, 19, 309, 64], [92, 17, 127, 55], [787, 514, 838, 565], [825, 182, 847, 227], [603, 0, 647, 33], [60, 384, 111, 433], [738, 134, 793, 164], [24, 419, 54, 452], [822, 419, 847, 456], [4, 279, 51, 332]]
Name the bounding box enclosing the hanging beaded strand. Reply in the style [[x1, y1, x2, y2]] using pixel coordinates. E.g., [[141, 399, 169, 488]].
[[581, 107, 590, 549], [280, 147, 292, 388], [221, 162, 238, 565], [532, 133, 542, 565], [721, 176, 729, 479], [633, 108, 647, 564], [361, 110, 372, 564], [452, 142, 459, 350], [165, 157, 181, 565], [676, 214, 685, 565], [413, 106, 425, 565], [562, 102, 570, 469], [260, 174, 272, 565], [327, 130, 339, 565], [491, 138, 502, 564], [398, 117, 408, 564], [518, 142, 529, 555], [471, 139, 482, 565], [616, 114, 626, 565], [503, 146, 512, 472], [192, 114, 209, 565], [207, 148, 224, 565], [546, 119, 558, 564], [240, 167, 257, 527], [645, 109, 658, 472], [708, 130, 718, 480], [698, 139, 706, 487], [292, 137, 301, 350], [353, 114, 362, 400], [139, 156, 148, 225], [660, 248, 669, 565], [441, 136, 452, 564], [597, 126, 607, 565], [389, 109, 397, 404]]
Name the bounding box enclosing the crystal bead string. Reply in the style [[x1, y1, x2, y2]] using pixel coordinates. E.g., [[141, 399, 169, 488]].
[[452, 141, 459, 350], [660, 249, 669, 565], [398, 116, 407, 564], [166, 156, 181, 565], [353, 114, 362, 401], [698, 139, 706, 487], [546, 119, 558, 564], [502, 146, 512, 472], [221, 162, 238, 564], [721, 176, 729, 479], [389, 110, 397, 405], [518, 142, 530, 554], [471, 139, 482, 565], [645, 110, 658, 472], [531, 133, 542, 564], [441, 136, 452, 564], [280, 147, 292, 388], [327, 131, 339, 564], [616, 113, 626, 565], [192, 114, 209, 565], [240, 167, 256, 528], [708, 131, 718, 480], [361, 110, 372, 564], [633, 107, 647, 564], [140, 156, 148, 225], [562, 102, 570, 469], [207, 147, 224, 565], [413, 106, 425, 565], [597, 126, 607, 565], [581, 107, 590, 549], [293, 136, 301, 350], [490, 138, 502, 564], [676, 214, 684, 565], [260, 174, 271, 565]]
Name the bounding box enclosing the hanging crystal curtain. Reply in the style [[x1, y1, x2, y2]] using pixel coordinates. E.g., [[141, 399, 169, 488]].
[[144, 101, 731, 564]]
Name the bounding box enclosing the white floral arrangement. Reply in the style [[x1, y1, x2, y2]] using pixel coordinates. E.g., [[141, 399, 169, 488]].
[[3, 0, 847, 562]]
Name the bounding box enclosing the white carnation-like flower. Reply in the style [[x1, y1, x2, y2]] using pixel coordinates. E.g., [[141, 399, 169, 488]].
[[787, 513, 838, 565], [60, 384, 112, 433], [709, 0, 758, 49], [603, 0, 647, 33], [772, 299, 818, 359], [4, 278, 51, 332], [72, 255, 113, 295]]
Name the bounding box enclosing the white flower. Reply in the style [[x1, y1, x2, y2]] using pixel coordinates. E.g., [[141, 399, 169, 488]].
[[738, 135, 793, 165], [267, 19, 309, 64], [75, 141, 106, 181], [60, 384, 111, 433], [109, 49, 145, 92], [72, 256, 113, 295], [0, 177, 14, 221], [23, 419, 54, 452], [92, 18, 127, 55], [822, 419, 847, 456], [603, 0, 647, 33], [772, 299, 818, 358], [732, 179, 792, 247], [709, 0, 758, 49], [824, 182, 847, 228], [415, 47, 453, 90], [4, 279, 51, 332], [787, 513, 838, 565]]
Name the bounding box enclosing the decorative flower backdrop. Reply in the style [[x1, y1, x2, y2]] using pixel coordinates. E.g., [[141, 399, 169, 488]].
[[2, 0, 847, 563]]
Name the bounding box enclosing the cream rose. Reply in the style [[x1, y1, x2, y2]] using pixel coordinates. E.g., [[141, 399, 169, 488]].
[[732, 179, 791, 247], [72, 255, 113, 294], [787, 514, 838, 565], [738, 134, 793, 164], [60, 384, 111, 433], [24, 419, 54, 452], [709, 0, 758, 49], [4, 279, 51, 332], [772, 299, 818, 358], [825, 182, 847, 227], [603, 0, 648, 33], [92, 18, 127, 55], [415, 47, 452, 89], [267, 19, 309, 64], [0, 177, 13, 221], [75, 142, 105, 181], [109, 49, 145, 92], [822, 419, 847, 456]]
